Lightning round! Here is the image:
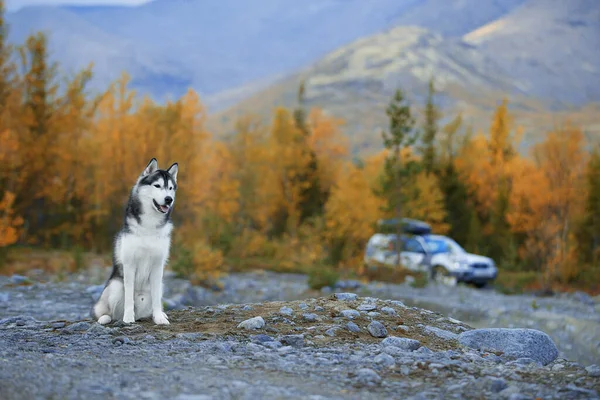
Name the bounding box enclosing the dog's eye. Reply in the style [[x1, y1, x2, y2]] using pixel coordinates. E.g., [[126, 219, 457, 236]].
[[153, 184, 160, 188], [169, 187, 173, 190]]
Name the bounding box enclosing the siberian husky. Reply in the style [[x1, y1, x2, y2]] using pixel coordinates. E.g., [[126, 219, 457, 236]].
[[91, 158, 178, 325]]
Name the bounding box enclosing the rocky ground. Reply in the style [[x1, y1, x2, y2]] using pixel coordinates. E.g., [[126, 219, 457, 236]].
[[1, 268, 599, 399]]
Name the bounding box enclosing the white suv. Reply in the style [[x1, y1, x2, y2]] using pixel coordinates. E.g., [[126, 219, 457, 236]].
[[364, 233, 498, 288]]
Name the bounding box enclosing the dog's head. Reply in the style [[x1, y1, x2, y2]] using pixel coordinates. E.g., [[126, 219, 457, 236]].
[[136, 158, 178, 216]]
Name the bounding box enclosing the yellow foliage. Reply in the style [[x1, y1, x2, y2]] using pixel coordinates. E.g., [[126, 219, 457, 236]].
[[0, 191, 23, 247], [325, 162, 385, 264], [402, 172, 450, 234]]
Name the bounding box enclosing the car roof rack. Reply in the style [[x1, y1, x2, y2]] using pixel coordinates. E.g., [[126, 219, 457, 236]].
[[376, 218, 432, 235]]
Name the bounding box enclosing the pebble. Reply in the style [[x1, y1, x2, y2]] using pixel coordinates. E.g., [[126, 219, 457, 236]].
[[251, 334, 274, 344], [357, 303, 377, 312], [380, 307, 397, 316], [340, 310, 360, 319], [64, 321, 91, 332], [374, 353, 395, 368], [346, 322, 361, 333], [367, 321, 388, 338], [279, 306, 293, 316], [302, 313, 319, 322], [424, 325, 458, 340], [237, 316, 265, 330], [10, 274, 29, 285], [354, 368, 382, 387], [334, 293, 358, 301], [381, 337, 421, 351], [280, 334, 305, 347], [299, 303, 309, 310], [585, 364, 600, 377]]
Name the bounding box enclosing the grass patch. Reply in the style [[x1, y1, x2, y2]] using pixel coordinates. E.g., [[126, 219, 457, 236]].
[[493, 271, 540, 295], [307, 265, 339, 290]]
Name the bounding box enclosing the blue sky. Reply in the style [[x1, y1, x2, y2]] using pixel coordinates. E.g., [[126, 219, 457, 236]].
[[7, 0, 152, 11]]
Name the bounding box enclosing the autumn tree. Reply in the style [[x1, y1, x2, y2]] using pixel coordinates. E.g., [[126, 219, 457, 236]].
[[455, 99, 521, 263], [419, 78, 440, 175], [379, 88, 419, 261], [508, 124, 587, 285], [577, 147, 600, 265], [324, 161, 385, 269]]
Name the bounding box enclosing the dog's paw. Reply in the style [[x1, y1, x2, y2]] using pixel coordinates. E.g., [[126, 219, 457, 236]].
[[123, 312, 135, 324], [153, 312, 170, 325]]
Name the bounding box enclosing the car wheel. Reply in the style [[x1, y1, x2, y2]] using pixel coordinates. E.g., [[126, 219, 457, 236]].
[[431, 265, 457, 287], [473, 282, 487, 289]]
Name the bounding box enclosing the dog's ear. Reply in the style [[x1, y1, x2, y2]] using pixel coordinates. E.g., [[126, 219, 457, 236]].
[[141, 158, 158, 177], [167, 162, 178, 182]]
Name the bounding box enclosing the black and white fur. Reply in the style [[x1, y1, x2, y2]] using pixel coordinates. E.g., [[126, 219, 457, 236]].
[[91, 158, 178, 325]]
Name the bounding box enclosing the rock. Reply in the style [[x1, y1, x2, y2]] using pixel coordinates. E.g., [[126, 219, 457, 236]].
[[112, 336, 131, 345], [367, 321, 388, 338], [354, 368, 381, 387], [325, 327, 339, 337], [250, 334, 274, 344], [389, 300, 407, 308], [237, 316, 265, 330], [367, 312, 381, 317], [381, 337, 421, 351], [488, 377, 508, 393], [357, 303, 376, 312], [280, 334, 305, 347], [346, 322, 360, 333], [334, 293, 358, 301], [241, 305, 253, 311], [299, 302, 309, 310], [314, 306, 325, 312], [279, 306, 293, 316], [51, 321, 66, 329], [382, 346, 404, 356], [64, 321, 91, 333], [424, 325, 458, 341], [10, 274, 29, 285], [458, 328, 559, 365], [340, 310, 360, 319], [574, 291, 595, 306], [374, 353, 395, 367], [380, 307, 397, 316], [585, 364, 600, 377], [302, 313, 319, 322]]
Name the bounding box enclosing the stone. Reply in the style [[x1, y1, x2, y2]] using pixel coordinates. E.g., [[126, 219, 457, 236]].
[[381, 336, 421, 351], [458, 328, 559, 365], [346, 322, 361, 333], [334, 293, 358, 301], [585, 364, 600, 377], [374, 353, 395, 367], [380, 307, 397, 316], [354, 368, 381, 387], [279, 306, 293, 316], [424, 325, 458, 341], [280, 334, 305, 347], [357, 303, 377, 312], [302, 313, 319, 322], [367, 321, 388, 338], [340, 310, 360, 319], [237, 316, 265, 330]]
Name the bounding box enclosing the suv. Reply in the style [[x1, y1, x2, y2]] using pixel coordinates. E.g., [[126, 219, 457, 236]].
[[364, 220, 497, 288]]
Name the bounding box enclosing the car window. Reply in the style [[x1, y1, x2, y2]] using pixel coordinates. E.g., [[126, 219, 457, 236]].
[[403, 238, 425, 253]]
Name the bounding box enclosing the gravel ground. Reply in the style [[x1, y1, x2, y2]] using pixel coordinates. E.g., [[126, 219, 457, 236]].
[[0, 269, 599, 399]]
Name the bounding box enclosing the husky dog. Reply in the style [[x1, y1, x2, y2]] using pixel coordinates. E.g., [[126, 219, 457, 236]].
[[91, 158, 178, 325]]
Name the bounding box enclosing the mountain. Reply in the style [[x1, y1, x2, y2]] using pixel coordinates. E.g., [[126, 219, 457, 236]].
[[207, 0, 600, 153], [8, 0, 424, 101]]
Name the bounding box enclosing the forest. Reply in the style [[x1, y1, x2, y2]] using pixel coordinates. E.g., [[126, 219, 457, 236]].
[[1, 5, 599, 294]]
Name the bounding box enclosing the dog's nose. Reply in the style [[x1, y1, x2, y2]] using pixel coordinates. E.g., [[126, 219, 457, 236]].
[[164, 196, 173, 205]]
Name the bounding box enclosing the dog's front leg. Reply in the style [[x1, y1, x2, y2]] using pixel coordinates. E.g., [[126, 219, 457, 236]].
[[150, 265, 169, 325], [123, 265, 136, 324]]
